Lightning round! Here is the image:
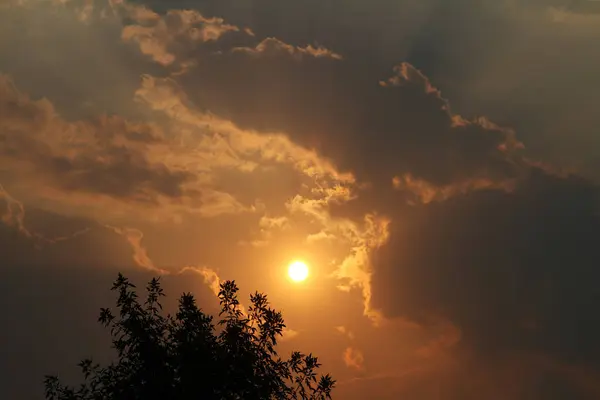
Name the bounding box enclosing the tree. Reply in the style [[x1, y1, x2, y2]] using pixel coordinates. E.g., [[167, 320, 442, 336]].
[[44, 274, 335, 400]]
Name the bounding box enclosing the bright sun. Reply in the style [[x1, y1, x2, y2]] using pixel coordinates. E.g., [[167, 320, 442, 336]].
[[288, 260, 309, 282]]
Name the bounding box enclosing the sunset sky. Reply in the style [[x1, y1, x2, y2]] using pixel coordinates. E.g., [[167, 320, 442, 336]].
[[2, 0, 600, 399]]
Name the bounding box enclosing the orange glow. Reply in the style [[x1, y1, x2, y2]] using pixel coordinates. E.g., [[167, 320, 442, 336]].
[[287, 260, 309, 282]]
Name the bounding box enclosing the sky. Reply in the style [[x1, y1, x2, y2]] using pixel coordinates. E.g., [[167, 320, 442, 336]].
[[1, 0, 600, 399]]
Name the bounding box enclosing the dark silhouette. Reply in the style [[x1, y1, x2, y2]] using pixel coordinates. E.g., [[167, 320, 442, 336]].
[[44, 274, 335, 399]]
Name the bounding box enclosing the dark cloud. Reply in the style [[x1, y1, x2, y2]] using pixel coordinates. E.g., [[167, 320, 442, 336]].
[[136, 3, 600, 395], [0, 261, 218, 399], [0, 0, 168, 120], [47, 147, 190, 201], [396, 1, 600, 176], [177, 51, 522, 190], [0, 204, 219, 399], [120, 5, 252, 70], [138, 0, 600, 176], [364, 169, 600, 396], [81, 1, 600, 396], [0, 78, 193, 203]]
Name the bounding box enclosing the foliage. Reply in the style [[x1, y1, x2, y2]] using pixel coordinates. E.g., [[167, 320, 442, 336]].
[[44, 274, 335, 400]]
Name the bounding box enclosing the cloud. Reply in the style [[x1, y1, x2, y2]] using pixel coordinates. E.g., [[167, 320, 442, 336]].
[[149, 0, 600, 176], [2, 1, 600, 399], [1, 183, 31, 238], [343, 347, 365, 371], [171, 40, 523, 193], [335, 326, 355, 340], [232, 37, 343, 60], [0, 228, 220, 399], [182, 265, 222, 296], [133, 74, 351, 182], [1, 183, 92, 247], [368, 170, 600, 379], [121, 5, 243, 69], [400, 0, 600, 176], [106, 225, 166, 273], [0, 75, 191, 201], [0, 74, 276, 222], [414, 322, 461, 359], [391, 173, 515, 205], [121, 6, 600, 395]]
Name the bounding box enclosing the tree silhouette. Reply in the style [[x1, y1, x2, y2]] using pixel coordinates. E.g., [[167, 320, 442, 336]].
[[44, 273, 335, 400]]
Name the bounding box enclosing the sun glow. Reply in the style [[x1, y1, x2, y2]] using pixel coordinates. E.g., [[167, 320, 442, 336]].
[[288, 260, 309, 282]]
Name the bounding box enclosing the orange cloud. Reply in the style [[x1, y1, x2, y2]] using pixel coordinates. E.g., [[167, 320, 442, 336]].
[[415, 322, 462, 359], [0, 183, 31, 238], [343, 346, 365, 371], [0, 75, 263, 222], [106, 225, 167, 273], [0, 183, 91, 247], [336, 325, 355, 340], [121, 5, 242, 69], [392, 173, 515, 204], [233, 37, 343, 60]]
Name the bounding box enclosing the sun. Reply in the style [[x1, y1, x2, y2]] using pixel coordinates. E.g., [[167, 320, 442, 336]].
[[288, 260, 309, 282]]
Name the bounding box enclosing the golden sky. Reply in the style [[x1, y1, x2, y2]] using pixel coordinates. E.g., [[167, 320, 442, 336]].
[[1, 1, 600, 399]]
